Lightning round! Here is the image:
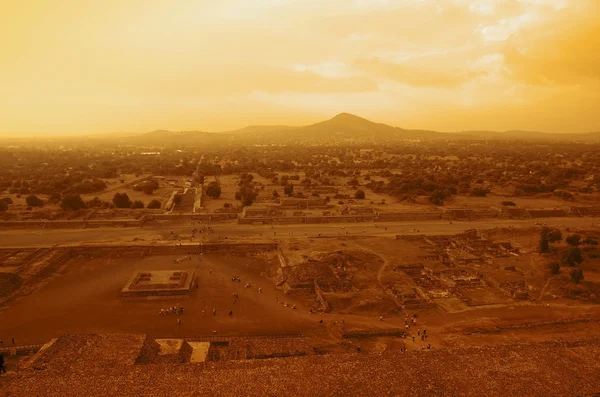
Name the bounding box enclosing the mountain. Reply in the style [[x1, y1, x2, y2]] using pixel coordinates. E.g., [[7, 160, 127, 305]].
[[115, 113, 600, 146]]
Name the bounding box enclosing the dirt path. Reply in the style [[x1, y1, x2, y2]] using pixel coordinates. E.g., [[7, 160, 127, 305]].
[[538, 276, 558, 301], [350, 242, 406, 315]]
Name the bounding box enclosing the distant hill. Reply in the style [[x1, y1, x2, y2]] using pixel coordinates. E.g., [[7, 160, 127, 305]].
[[116, 113, 600, 145]]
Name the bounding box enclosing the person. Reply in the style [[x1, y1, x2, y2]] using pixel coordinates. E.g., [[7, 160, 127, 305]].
[[427, 343, 431, 350], [11, 338, 14, 345], [412, 336, 415, 342], [319, 319, 323, 324], [180, 307, 184, 314], [177, 319, 181, 325], [202, 310, 205, 316], [0, 353, 6, 374], [418, 329, 420, 336], [213, 308, 216, 315], [229, 310, 233, 317]]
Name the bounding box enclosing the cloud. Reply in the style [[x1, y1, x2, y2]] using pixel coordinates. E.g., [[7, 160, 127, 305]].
[[355, 57, 484, 87], [503, 19, 600, 84]]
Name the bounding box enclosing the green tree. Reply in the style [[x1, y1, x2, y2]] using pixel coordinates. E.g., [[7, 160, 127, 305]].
[[561, 246, 583, 267], [570, 268, 584, 284], [284, 184, 294, 196], [205, 182, 222, 198], [566, 234, 582, 246], [60, 194, 87, 211], [130, 200, 145, 209], [147, 199, 162, 209], [26, 195, 44, 207], [355, 189, 366, 199], [113, 192, 132, 208]]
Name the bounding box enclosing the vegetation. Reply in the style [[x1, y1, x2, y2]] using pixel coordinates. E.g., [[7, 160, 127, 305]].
[[570, 268, 584, 284], [26, 195, 44, 207], [60, 194, 86, 211], [130, 200, 145, 209], [205, 181, 222, 198], [561, 246, 583, 266], [549, 262, 560, 275], [147, 199, 162, 209], [354, 189, 365, 199], [539, 227, 562, 253], [113, 193, 132, 209]]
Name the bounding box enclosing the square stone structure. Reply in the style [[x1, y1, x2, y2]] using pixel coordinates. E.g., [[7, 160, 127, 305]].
[[121, 269, 196, 299]]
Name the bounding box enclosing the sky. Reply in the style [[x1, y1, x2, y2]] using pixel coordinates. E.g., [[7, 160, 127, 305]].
[[1, 0, 599, 135]]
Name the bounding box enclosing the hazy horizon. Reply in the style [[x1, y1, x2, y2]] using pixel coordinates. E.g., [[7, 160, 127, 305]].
[[2, 112, 600, 138], [1, 0, 599, 135]]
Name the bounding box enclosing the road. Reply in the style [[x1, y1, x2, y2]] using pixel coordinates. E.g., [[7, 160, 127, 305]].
[[0, 217, 596, 247]]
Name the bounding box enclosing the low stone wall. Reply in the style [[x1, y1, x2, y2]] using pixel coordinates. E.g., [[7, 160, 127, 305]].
[[341, 328, 407, 339]]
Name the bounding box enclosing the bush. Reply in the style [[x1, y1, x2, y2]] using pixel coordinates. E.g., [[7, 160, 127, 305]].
[[471, 188, 489, 197], [25, 195, 44, 207], [60, 194, 87, 211], [272, 190, 280, 199], [561, 246, 583, 266], [570, 268, 584, 284], [147, 199, 161, 209], [130, 200, 144, 209], [501, 201, 516, 206], [566, 234, 582, 246], [355, 189, 365, 200], [0, 200, 8, 212], [284, 184, 294, 196], [583, 237, 599, 246], [205, 182, 222, 198], [113, 192, 132, 208], [549, 262, 560, 275]]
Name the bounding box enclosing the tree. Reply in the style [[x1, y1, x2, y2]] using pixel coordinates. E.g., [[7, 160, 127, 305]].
[[561, 246, 583, 266], [549, 262, 560, 275], [0, 199, 7, 212], [566, 234, 582, 246], [113, 192, 132, 208], [26, 195, 44, 207], [570, 268, 584, 284], [205, 182, 222, 198], [60, 194, 87, 211], [429, 190, 447, 206], [147, 199, 161, 209], [272, 190, 279, 199], [355, 189, 366, 200], [471, 187, 489, 197], [131, 200, 145, 209], [284, 184, 294, 196], [540, 227, 562, 253]]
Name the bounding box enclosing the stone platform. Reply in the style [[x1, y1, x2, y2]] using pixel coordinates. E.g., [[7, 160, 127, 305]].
[[120, 269, 196, 299]]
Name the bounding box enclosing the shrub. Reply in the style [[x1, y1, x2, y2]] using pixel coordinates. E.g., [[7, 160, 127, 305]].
[[355, 189, 365, 199], [147, 199, 161, 209], [60, 194, 86, 211], [570, 268, 584, 284], [130, 200, 144, 209], [205, 182, 221, 198], [113, 192, 132, 208], [25, 195, 44, 207]]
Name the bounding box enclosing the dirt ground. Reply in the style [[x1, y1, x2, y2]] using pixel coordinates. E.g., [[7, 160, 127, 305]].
[[1, 218, 600, 354], [0, 252, 320, 345]]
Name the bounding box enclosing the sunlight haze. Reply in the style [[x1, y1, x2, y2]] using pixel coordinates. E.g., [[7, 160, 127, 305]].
[[1, 0, 598, 135]]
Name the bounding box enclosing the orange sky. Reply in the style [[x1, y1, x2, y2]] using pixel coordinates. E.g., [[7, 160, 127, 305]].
[[1, 0, 598, 135]]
